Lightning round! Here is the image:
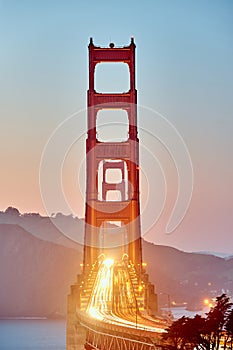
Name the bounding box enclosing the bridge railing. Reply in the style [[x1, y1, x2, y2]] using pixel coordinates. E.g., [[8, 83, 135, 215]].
[[83, 322, 163, 350]]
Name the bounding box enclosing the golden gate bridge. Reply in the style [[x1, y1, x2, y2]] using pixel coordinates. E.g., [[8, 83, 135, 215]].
[[67, 38, 167, 350]]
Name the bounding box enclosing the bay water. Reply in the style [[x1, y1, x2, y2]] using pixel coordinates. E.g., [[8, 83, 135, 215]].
[[0, 319, 67, 350]]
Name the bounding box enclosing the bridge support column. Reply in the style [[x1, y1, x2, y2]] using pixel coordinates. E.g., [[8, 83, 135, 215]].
[[67, 276, 86, 349], [66, 38, 163, 350], [84, 37, 142, 273]]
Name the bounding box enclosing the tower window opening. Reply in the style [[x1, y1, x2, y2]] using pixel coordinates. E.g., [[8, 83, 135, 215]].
[[96, 109, 129, 142], [95, 62, 130, 93], [106, 190, 122, 202], [106, 168, 122, 184]]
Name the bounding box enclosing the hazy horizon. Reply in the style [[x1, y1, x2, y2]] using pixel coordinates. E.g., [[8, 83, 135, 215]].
[[1, 206, 232, 257]]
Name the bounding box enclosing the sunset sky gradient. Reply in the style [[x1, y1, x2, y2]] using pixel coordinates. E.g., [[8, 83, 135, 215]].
[[0, 0, 233, 254]]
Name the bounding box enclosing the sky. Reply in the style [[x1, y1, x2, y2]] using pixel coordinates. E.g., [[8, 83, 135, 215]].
[[0, 0, 233, 254]]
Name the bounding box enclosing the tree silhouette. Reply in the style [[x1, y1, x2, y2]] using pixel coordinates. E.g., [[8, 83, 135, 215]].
[[5, 206, 20, 216], [163, 316, 188, 350], [163, 293, 233, 350], [205, 294, 232, 350], [225, 308, 233, 350]]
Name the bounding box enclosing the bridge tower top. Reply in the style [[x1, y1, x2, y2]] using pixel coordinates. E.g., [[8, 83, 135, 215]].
[[88, 37, 136, 93], [84, 38, 142, 274]]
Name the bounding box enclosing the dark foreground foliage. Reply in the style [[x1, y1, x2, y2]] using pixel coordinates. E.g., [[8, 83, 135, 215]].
[[163, 294, 233, 350]]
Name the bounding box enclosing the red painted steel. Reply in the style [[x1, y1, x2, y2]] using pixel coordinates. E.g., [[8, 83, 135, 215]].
[[84, 38, 142, 273]]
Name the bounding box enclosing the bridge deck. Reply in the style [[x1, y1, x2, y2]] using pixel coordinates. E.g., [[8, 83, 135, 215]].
[[76, 257, 167, 349]]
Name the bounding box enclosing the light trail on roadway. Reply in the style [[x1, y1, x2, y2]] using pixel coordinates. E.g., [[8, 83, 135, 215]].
[[86, 257, 166, 334]]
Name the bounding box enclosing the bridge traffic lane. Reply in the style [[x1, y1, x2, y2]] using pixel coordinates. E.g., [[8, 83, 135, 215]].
[[86, 258, 166, 334]]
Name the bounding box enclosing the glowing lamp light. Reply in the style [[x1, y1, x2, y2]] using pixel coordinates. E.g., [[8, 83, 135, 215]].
[[89, 307, 103, 320], [103, 258, 114, 267], [100, 278, 108, 288]]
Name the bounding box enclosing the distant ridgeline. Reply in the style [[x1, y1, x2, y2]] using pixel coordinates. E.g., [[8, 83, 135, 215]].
[[0, 207, 232, 317], [0, 206, 84, 249]]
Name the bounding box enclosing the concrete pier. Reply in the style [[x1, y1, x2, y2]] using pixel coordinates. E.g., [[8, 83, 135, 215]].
[[67, 275, 86, 350]]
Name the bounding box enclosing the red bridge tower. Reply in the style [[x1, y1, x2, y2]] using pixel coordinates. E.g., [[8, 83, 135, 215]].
[[84, 37, 142, 272], [67, 39, 159, 349]]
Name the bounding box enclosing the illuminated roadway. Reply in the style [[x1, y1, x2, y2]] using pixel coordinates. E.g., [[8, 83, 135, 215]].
[[78, 256, 167, 344]]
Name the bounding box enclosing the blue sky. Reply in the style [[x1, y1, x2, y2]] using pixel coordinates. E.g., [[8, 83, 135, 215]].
[[0, 0, 233, 253]]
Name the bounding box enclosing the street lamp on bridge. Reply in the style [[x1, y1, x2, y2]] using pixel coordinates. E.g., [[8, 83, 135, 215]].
[[160, 292, 172, 322]]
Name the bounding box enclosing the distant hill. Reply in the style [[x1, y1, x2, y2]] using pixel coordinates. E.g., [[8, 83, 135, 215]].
[[0, 207, 232, 317], [194, 251, 233, 259], [0, 207, 84, 250], [143, 241, 233, 309], [0, 223, 81, 317]]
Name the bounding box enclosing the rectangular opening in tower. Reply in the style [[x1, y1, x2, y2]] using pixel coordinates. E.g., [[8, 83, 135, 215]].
[[99, 220, 128, 258], [106, 190, 122, 201], [95, 62, 130, 93], [98, 160, 128, 201], [105, 168, 122, 183], [96, 109, 129, 142]]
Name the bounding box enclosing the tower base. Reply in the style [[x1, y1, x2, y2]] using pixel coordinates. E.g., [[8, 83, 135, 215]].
[[67, 275, 86, 350]]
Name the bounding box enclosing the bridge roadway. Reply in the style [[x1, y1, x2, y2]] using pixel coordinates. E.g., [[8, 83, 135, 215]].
[[77, 256, 167, 349]]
